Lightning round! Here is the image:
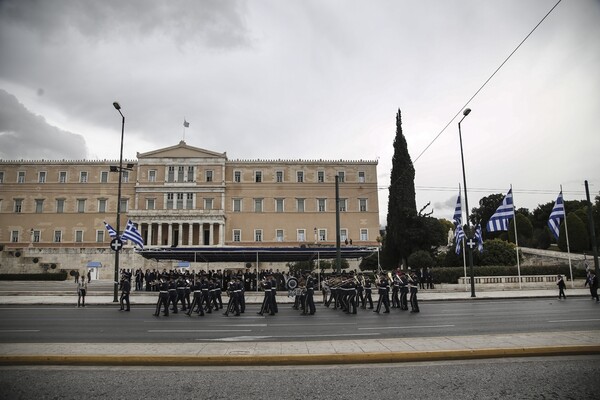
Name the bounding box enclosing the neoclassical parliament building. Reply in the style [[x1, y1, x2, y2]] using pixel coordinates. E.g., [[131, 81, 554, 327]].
[[0, 141, 380, 277]]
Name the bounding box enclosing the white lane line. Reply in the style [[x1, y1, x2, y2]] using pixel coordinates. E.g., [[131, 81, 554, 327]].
[[202, 333, 380, 341], [0, 329, 40, 333], [148, 329, 252, 333], [359, 324, 455, 330], [547, 318, 600, 323]]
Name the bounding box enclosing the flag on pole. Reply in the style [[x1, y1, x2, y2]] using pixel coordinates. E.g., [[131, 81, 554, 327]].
[[455, 224, 465, 255], [548, 192, 565, 240], [453, 192, 462, 226], [104, 221, 118, 239], [183, 119, 189, 128], [122, 220, 144, 249], [486, 189, 514, 232], [474, 224, 484, 252]]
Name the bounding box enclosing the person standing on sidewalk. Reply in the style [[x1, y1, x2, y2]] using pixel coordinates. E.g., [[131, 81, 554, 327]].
[[119, 275, 131, 311], [556, 274, 566, 300], [77, 276, 87, 307], [589, 272, 599, 302]]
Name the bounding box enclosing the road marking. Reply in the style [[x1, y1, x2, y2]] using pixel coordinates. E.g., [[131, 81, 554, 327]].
[[547, 318, 600, 323], [359, 324, 455, 330], [203, 333, 380, 341], [0, 329, 40, 333], [148, 329, 252, 333]]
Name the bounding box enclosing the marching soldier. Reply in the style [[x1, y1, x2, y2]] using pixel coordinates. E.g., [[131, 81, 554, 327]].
[[201, 276, 212, 314], [168, 276, 178, 314], [119, 275, 131, 311], [409, 272, 420, 313], [186, 275, 204, 316], [374, 274, 390, 313], [391, 270, 400, 308], [399, 272, 409, 311], [270, 275, 279, 314], [302, 272, 316, 315], [257, 275, 275, 316], [154, 278, 169, 316], [363, 277, 373, 309], [176, 276, 187, 312]]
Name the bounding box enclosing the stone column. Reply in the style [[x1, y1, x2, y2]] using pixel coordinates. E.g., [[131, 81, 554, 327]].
[[157, 223, 163, 247], [167, 224, 172, 247]]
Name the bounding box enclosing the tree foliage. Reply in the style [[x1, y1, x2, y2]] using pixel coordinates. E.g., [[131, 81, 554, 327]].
[[558, 212, 588, 252], [408, 250, 434, 269]]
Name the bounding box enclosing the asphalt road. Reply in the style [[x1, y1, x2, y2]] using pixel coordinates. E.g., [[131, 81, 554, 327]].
[[2, 356, 599, 400], [1, 298, 599, 343]]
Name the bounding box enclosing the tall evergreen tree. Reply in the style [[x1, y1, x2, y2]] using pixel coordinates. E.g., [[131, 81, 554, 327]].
[[383, 109, 417, 268]]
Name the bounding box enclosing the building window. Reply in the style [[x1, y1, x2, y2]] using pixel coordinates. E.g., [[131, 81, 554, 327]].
[[148, 170, 156, 182], [204, 198, 213, 210], [54, 231, 62, 243], [233, 198, 242, 212], [122, 170, 129, 183], [255, 229, 263, 242], [295, 198, 305, 213], [360, 229, 368, 241], [317, 171, 324, 183], [234, 171, 241, 183], [318, 229, 327, 241], [11, 230, 19, 242], [75, 230, 84, 243], [167, 193, 174, 209], [187, 166, 194, 182], [254, 198, 263, 213], [317, 198, 326, 212], [32, 230, 40, 243], [297, 229, 306, 242], [339, 198, 347, 212], [359, 198, 367, 212], [14, 199, 23, 213], [35, 199, 44, 213], [59, 171, 67, 183], [77, 199, 86, 213], [120, 199, 128, 212], [275, 198, 284, 213], [255, 171, 262, 183], [18, 171, 25, 183], [233, 229, 241, 242], [358, 171, 365, 183], [0, 171, 4, 183], [56, 199, 65, 213], [96, 231, 104, 243], [340, 229, 348, 242], [296, 171, 304, 183], [96, 198, 106, 213], [276, 171, 283, 183], [276, 229, 284, 242], [101, 171, 108, 183], [177, 166, 185, 182], [80, 171, 88, 183], [176, 193, 184, 209], [337, 172, 345, 183], [205, 170, 213, 182], [186, 193, 193, 209], [38, 171, 46, 183], [168, 166, 175, 182], [146, 198, 155, 210]]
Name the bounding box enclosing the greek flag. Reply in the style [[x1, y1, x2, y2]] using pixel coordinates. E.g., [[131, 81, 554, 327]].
[[103, 221, 118, 239], [122, 220, 144, 249], [453, 193, 462, 226], [486, 189, 514, 232], [455, 224, 465, 255], [474, 224, 484, 252], [548, 192, 565, 240]]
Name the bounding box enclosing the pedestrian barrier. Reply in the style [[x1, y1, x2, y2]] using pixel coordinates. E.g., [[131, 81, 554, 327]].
[[458, 275, 562, 288]]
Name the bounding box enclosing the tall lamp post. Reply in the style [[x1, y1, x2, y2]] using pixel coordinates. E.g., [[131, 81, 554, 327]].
[[458, 108, 476, 298], [112, 101, 125, 303]]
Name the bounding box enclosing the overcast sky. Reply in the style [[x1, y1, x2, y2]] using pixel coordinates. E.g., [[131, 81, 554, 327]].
[[1, 0, 599, 226]]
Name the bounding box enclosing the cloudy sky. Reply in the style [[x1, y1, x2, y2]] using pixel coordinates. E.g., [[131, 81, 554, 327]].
[[1, 0, 599, 226]]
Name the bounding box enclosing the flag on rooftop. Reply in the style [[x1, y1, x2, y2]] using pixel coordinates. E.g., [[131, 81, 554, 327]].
[[486, 189, 515, 232], [103, 221, 118, 239], [183, 119, 189, 128], [548, 192, 565, 240], [122, 220, 144, 249]]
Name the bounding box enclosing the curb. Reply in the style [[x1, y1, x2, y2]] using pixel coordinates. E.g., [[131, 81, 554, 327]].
[[2, 345, 599, 366]]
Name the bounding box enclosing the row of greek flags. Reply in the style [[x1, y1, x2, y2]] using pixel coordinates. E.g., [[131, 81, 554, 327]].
[[453, 187, 567, 255], [103, 220, 144, 249]]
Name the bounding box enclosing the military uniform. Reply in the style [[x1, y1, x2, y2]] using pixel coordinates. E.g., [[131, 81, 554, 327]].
[[119, 276, 131, 311], [374, 276, 390, 313]]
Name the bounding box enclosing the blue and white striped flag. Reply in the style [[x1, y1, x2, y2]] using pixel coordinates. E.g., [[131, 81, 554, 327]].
[[453, 193, 462, 226], [122, 220, 144, 249], [548, 192, 565, 240], [486, 189, 514, 232], [103, 221, 118, 239], [455, 224, 465, 255], [474, 224, 484, 252]]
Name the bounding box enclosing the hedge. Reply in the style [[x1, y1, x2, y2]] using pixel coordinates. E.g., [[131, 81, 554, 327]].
[[0, 272, 68, 281]]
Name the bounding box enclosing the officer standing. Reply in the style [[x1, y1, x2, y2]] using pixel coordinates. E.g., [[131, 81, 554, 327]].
[[119, 275, 131, 311]]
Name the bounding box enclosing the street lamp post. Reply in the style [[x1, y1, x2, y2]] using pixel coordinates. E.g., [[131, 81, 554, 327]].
[[112, 101, 125, 303], [458, 108, 476, 298]]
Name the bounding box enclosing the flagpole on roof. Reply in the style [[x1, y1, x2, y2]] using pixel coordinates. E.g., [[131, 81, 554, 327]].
[[561, 185, 574, 288], [511, 185, 522, 289]]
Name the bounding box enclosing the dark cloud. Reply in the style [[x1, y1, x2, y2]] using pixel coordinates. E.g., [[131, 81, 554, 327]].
[[0, 89, 87, 160]]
